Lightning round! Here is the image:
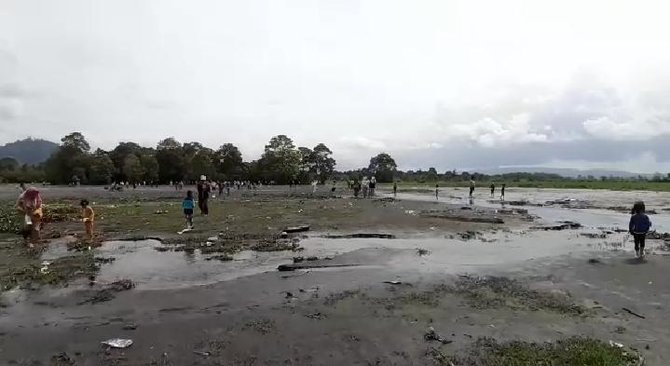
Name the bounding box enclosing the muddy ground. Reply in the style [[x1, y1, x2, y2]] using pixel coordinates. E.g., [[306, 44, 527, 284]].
[[0, 184, 668, 365]]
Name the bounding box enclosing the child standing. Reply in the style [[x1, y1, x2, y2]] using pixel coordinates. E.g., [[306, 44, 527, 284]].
[[81, 199, 95, 239], [183, 190, 195, 229], [435, 184, 439, 200], [629, 201, 651, 258], [490, 183, 495, 198], [500, 183, 506, 201], [393, 181, 398, 198]]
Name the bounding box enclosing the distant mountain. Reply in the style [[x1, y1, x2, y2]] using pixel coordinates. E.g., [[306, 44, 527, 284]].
[[479, 166, 651, 179], [0, 138, 59, 165]]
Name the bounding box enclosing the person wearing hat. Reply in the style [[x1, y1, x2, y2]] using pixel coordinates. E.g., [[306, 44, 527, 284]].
[[196, 175, 211, 215]]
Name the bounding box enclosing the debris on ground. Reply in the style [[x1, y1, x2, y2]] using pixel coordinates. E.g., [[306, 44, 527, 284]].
[[424, 326, 453, 344], [581, 232, 608, 239], [101, 338, 133, 348], [305, 312, 327, 320], [588, 258, 602, 264], [122, 323, 138, 330], [323, 233, 396, 239], [284, 225, 310, 233], [110, 279, 135, 291], [622, 307, 646, 319], [531, 221, 583, 231], [416, 248, 430, 256], [193, 351, 211, 357], [50, 352, 75, 365], [205, 254, 233, 261], [383, 280, 402, 285], [94, 257, 116, 264]]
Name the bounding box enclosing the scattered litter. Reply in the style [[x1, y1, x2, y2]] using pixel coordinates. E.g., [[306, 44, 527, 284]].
[[110, 279, 135, 291], [50, 352, 74, 365], [153, 210, 168, 215], [416, 248, 430, 256], [404, 210, 417, 215], [101, 338, 133, 348], [622, 307, 646, 319], [588, 258, 601, 264], [424, 327, 452, 344], [609, 340, 624, 348], [40, 261, 51, 274], [305, 312, 326, 320], [383, 280, 402, 285], [177, 228, 193, 235], [193, 351, 211, 357], [122, 324, 138, 330], [285, 225, 310, 233]]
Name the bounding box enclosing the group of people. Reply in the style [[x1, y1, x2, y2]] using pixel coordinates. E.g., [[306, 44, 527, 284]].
[[16, 184, 95, 247], [350, 176, 377, 198]]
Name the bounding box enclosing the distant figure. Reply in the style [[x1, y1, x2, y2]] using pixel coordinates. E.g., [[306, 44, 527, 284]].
[[182, 190, 195, 229], [630, 201, 652, 258], [369, 177, 377, 197], [500, 183, 506, 201], [196, 175, 210, 215], [218, 181, 224, 197], [312, 180, 318, 193], [353, 180, 362, 198], [81, 199, 95, 240], [469, 179, 475, 197], [490, 183, 495, 198], [435, 184, 439, 200], [393, 181, 398, 198], [362, 177, 370, 198]]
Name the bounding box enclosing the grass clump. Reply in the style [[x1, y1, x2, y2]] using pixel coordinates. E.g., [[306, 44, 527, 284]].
[[444, 337, 642, 366], [452, 276, 585, 315]]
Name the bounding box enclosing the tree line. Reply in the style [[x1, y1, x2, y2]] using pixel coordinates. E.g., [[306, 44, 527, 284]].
[[7, 132, 667, 186], [0, 132, 400, 185]]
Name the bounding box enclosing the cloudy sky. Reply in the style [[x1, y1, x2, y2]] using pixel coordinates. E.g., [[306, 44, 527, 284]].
[[2, 0, 670, 172]]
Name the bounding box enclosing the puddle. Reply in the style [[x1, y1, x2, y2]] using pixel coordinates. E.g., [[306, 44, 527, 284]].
[[91, 240, 299, 290]]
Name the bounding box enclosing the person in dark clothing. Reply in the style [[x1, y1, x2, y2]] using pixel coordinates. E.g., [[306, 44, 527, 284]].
[[196, 175, 211, 215], [393, 181, 398, 198], [500, 183, 506, 201], [490, 183, 495, 198], [629, 201, 652, 258]]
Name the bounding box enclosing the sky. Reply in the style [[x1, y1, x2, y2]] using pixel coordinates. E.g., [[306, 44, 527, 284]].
[[2, 0, 670, 172]]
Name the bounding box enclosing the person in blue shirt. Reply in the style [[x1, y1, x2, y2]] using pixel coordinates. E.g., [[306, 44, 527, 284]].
[[629, 201, 652, 258], [182, 190, 195, 229]]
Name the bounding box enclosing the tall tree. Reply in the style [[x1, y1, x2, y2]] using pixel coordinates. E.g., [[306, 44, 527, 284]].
[[311, 143, 336, 183], [0, 157, 19, 172], [215, 143, 244, 179], [122, 154, 145, 183], [45, 132, 92, 184], [88, 149, 115, 185], [368, 153, 397, 183], [139, 153, 159, 183], [260, 135, 301, 184], [155, 138, 184, 183], [109, 142, 143, 181]]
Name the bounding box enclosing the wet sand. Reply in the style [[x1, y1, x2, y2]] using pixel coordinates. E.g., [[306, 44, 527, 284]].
[[1, 185, 669, 365]]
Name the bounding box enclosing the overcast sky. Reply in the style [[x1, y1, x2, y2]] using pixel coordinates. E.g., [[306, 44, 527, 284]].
[[2, 0, 670, 172]]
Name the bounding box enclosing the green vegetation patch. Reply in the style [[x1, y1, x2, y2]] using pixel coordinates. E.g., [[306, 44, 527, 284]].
[[0, 253, 97, 291], [441, 337, 642, 366]]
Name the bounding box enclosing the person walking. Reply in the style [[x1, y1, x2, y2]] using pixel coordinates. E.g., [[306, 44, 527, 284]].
[[500, 183, 506, 201], [629, 201, 652, 258], [490, 183, 495, 198], [196, 175, 211, 215], [369, 177, 377, 197], [362, 177, 370, 198], [393, 181, 398, 198], [469, 179, 475, 197]]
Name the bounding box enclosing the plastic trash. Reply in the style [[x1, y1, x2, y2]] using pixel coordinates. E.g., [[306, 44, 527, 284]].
[[383, 280, 402, 285], [609, 340, 624, 348], [101, 338, 133, 348]]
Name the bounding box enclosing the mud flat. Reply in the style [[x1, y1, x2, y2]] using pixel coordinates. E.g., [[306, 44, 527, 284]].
[[1, 185, 670, 364]]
